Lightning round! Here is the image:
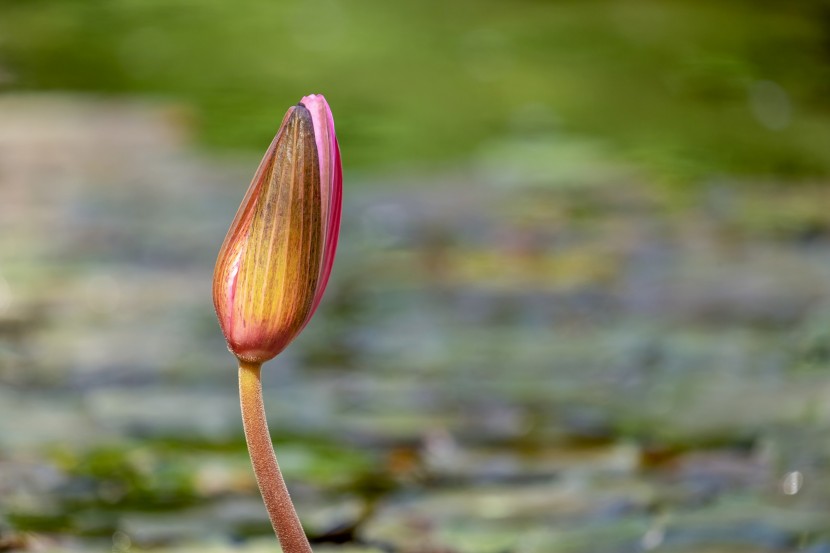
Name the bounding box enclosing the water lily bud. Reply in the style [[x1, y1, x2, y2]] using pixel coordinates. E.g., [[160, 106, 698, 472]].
[[213, 95, 342, 364]]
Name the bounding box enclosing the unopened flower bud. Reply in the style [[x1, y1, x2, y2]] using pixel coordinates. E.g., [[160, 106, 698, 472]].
[[213, 95, 342, 364]]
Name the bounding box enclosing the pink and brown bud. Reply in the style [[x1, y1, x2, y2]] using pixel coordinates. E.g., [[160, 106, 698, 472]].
[[213, 95, 342, 364]]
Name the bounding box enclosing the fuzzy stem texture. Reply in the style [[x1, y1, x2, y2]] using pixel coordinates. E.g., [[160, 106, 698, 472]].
[[239, 361, 312, 553]]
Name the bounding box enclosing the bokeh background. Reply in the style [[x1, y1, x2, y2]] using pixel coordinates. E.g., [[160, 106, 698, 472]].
[[2, 1, 830, 552]]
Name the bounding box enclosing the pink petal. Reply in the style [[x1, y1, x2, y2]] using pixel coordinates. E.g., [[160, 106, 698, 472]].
[[301, 94, 343, 318]]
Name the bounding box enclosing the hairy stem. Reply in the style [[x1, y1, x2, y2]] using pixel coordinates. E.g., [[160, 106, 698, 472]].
[[239, 360, 312, 553]]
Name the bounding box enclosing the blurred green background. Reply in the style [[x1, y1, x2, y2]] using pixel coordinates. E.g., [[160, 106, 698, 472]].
[[2, 2, 830, 553], [3, 0, 830, 179]]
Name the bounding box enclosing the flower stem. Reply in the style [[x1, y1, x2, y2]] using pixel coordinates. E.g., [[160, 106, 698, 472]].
[[239, 360, 313, 553]]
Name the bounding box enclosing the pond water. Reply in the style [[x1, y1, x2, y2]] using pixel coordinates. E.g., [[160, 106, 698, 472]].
[[1, 97, 830, 552]]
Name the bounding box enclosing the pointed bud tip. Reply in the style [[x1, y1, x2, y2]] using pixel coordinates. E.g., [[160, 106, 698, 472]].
[[285, 104, 313, 134]]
